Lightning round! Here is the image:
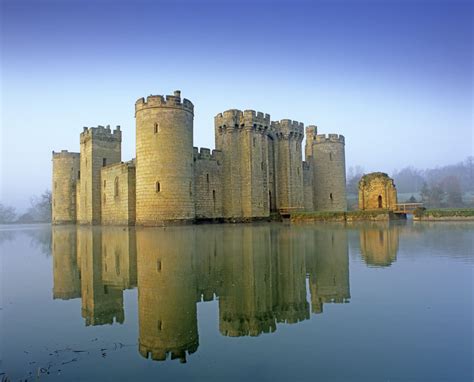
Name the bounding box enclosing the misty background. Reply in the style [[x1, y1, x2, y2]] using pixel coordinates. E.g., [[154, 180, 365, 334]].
[[1, 0, 472, 219]]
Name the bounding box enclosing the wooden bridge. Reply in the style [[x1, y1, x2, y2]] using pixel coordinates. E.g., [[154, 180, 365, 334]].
[[393, 203, 424, 214]]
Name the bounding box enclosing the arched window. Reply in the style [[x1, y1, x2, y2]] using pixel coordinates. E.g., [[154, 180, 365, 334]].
[[330, 193, 333, 201], [154, 123, 159, 134], [378, 195, 383, 208], [155, 181, 161, 193], [114, 177, 119, 197]]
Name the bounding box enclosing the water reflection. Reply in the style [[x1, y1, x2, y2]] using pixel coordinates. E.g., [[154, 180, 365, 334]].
[[50, 223, 406, 363], [359, 223, 400, 267]]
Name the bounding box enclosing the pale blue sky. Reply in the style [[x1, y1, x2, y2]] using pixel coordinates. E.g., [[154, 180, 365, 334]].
[[1, 0, 472, 210]]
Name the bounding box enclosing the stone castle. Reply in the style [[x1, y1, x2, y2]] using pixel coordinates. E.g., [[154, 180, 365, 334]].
[[52, 90, 347, 225]]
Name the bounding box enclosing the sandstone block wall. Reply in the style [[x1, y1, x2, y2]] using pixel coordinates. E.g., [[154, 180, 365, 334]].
[[52, 226, 80, 299], [101, 161, 136, 225], [302, 161, 314, 211], [52, 151, 80, 224], [312, 134, 347, 211], [78, 126, 122, 225], [194, 148, 223, 219], [135, 91, 195, 225], [358, 172, 398, 211]]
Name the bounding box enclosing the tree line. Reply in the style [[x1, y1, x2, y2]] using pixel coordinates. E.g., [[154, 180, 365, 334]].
[[0, 190, 52, 224], [347, 156, 473, 208]]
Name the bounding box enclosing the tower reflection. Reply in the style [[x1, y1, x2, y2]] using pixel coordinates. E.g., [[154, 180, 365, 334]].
[[51, 223, 384, 364]]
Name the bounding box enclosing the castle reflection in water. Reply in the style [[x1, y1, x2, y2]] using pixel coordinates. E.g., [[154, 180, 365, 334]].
[[52, 223, 400, 363]]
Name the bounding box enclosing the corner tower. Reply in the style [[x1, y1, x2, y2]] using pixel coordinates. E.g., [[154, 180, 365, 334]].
[[135, 91, 195, 225], [312, 134, 347, 211], [52, 150, 80, 224]]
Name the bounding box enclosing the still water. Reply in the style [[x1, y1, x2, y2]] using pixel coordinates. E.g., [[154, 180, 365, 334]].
[[1, 222, 472, 381]]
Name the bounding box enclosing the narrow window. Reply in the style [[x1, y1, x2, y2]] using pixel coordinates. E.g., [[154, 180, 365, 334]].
[[154, 123, 159, 134], [103, 193, 106, 204], [114, 177, 119, 197], [212, 190, 216, 202], [261, 162, 264, 171], [157, 320, 162, 331], [330, 193, 333, 201], [77, 170, 80, 179], [157, 260, 162, 271], [103, 180, 106, 188], [189, 181, 192, 196], [206, 174, 209, 183], [329, 152, 333, 161], [104, 285, 108, 294], [103, 158, 107, 167], [155, 181, 161, 192], [253, 137, 256, 147]]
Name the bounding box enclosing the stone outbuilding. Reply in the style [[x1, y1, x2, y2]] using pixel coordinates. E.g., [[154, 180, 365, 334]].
[[358, 172, 398, 211]]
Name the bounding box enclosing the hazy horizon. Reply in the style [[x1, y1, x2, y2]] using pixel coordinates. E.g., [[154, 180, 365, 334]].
[[1, 0, 472, 211]]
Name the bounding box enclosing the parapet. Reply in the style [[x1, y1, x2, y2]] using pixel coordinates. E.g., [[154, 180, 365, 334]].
[[314, 133, 345, 144], [135, 90, 194, 115], [271, 119, 304, 139], [80, 125, 122, 144], [193, 147, 222, 162], [52, 150, 80, 159], [215, 109, 271, 132]]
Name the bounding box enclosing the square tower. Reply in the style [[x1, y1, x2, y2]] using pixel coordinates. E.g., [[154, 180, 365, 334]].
[[78, 125, 122, 225]]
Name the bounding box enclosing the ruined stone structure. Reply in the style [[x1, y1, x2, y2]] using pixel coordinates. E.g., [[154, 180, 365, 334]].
[[358, 172, 398, 211], [52, 90, 347, 225]]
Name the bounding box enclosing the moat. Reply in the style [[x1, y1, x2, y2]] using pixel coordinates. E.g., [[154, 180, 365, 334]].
[[1, 222, 472, 381]]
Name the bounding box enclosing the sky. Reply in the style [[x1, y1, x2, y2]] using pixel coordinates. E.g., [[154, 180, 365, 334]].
[[1, 0, 472, 211]]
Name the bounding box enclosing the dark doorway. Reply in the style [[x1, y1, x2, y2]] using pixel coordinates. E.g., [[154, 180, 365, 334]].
[[378, 195, 383, 208]]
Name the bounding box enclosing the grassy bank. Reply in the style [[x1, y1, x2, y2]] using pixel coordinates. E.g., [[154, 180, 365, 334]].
[[291, 210, 403, 223], [414, 208, 474, 221]]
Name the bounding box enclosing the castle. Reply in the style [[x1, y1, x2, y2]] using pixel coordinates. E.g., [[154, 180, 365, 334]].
[[52, 90, 347, 225]]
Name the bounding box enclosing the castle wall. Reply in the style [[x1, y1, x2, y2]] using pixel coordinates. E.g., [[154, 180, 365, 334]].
[[52, 151, 80, 224], [78, 126, 122, 225], [312, 134, 347, 211], [303, 161, 314, 211], [135, 91, 195, 225], [193, 148, 223, 219], [304, 125, 317, 161], [101, 161, 136, 225], [215, 110, 270, 220]]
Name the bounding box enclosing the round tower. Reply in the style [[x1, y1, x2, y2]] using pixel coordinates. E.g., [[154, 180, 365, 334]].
[[312, 134, 347, 211], [52, 150, 80, 224], [135, 91, 195, 225]]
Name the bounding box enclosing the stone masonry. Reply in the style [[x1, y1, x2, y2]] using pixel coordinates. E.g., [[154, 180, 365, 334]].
[[52, 90, 347, 225]]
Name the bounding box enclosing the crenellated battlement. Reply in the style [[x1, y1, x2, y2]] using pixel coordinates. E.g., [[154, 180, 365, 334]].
[[271, 119, 304, 140], [215, 109, 271, 132], [80, 125, 122, 144], [135, 90, 194, 115], [52, 150, 80, 159], [193, 147, 223, 161], [314, 133, 345, 144]]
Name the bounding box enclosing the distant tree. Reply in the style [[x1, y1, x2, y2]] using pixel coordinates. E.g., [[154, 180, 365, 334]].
[[420, 182, 430, 204], [392, 167, 425, 193], [443, 176, 463, 207], [17, 190, 52, 223], [346, 165, 364, 195], [0, 203, 17, 223], [429, 183, 445, 207]]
